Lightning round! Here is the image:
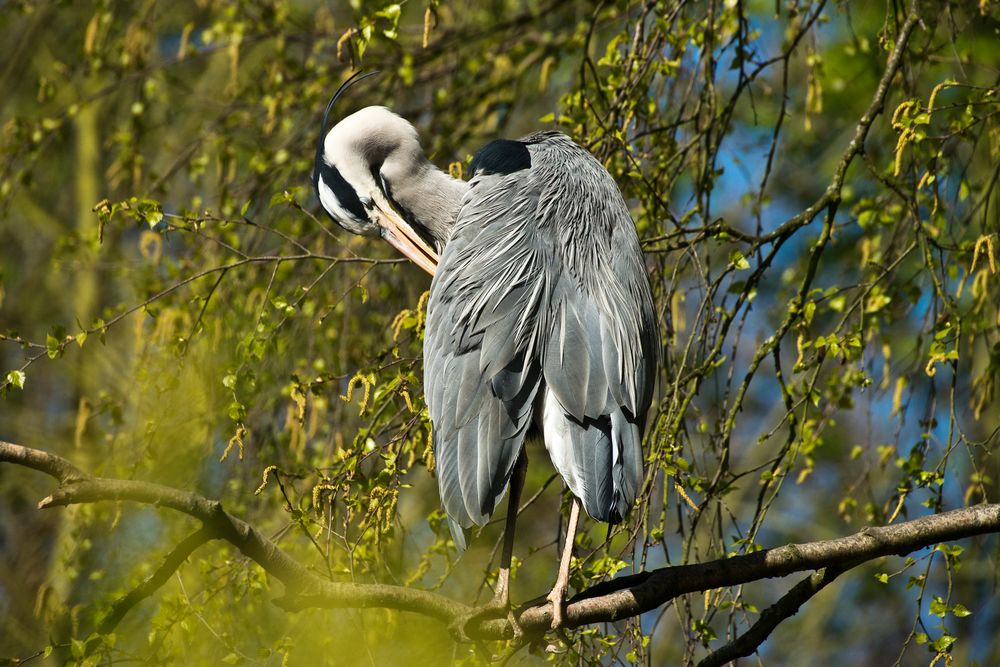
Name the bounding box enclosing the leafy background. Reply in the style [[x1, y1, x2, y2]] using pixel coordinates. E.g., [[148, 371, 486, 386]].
[[1, 0, 999, 664]]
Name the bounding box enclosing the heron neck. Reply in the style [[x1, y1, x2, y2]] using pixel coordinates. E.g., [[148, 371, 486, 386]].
[[397, 164, 467, 251]]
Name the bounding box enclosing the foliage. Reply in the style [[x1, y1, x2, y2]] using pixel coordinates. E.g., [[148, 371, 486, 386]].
[[1, 0, 999, 664]]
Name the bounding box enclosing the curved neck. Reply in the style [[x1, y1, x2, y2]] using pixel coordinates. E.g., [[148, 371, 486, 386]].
[[385, 160, 468, 251]]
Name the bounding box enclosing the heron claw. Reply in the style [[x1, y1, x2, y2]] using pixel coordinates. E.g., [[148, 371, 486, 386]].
[[545, 585, 567, 630], [450, 595, 525, 643]]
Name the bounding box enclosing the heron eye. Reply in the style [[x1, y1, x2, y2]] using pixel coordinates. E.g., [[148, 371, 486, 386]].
[[315, 160, 367, 222]]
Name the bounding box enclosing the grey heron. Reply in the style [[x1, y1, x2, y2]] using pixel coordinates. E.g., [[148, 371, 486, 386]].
[[313, 72, 659, 631]]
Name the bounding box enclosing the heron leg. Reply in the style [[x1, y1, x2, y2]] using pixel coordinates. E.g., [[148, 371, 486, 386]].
[[545, 495, 581, 630], [493, 448, 528, 609], [452, 449, 528, 641]]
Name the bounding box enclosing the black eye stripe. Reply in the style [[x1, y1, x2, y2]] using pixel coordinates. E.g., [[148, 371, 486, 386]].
[[315, 160, 367, 221]]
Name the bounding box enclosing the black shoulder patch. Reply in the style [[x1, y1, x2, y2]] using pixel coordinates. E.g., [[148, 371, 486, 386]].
[[314, 159, 367, 222], [469, 139, 531, 177]]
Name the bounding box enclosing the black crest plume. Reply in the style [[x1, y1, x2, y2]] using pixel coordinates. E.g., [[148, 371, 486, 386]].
[[312, 70, 381, 184]]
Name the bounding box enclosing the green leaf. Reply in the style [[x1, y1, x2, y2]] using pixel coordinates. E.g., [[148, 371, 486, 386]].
[[46, 333, 61, 359], [959, 180, 970, 201], [929, 595, 948, 617], [729, 250, 750, 270], [857, 209, 875, 229], [139, 200, 164, 228], [951, 603, 972, 617], [269, 191, 289, 207], [376, 4, 401, 20], [803, 301, 816, 325], [6, 370, 25, 389], [228, 400, 246, 421], [935, 544, 964, 558], [875, 572, 889, 584], [865, 293, 891, 314], [930, 633, 956, 653]]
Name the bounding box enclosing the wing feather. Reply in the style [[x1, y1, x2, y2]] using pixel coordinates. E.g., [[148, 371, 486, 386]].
[[425, 132, 658, 547]]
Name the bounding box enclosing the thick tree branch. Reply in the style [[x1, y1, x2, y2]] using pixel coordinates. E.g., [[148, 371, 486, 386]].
[[544, 504, 1000, 634], [0, 440, 87, 483], [697, 565, 848, 667], [0, 440, 469, 626], [3, 440, 999, 643]]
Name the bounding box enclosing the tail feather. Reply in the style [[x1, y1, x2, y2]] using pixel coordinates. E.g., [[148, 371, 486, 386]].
[[541, 389, 642, 523]]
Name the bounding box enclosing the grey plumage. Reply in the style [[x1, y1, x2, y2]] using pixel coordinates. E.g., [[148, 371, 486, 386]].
[[312, 91, 658, 557], [313, 86, 659, 627], [425, 132, 658, 547]]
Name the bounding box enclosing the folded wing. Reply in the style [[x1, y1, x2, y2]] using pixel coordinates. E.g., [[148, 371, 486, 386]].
[[424, 133, 658, 548]]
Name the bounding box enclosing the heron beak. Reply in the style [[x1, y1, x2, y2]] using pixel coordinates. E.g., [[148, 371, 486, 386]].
[[372, 198, 439, 276]]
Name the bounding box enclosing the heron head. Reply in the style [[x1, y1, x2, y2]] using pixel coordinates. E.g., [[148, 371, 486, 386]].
[[313, 73, 440, 275]]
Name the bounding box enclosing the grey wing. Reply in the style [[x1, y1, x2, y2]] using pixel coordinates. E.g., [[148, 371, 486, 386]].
[[540, 264, 656, 524], [424, 169, 547, 549], [425, 132, 659, 546], [529, 135, 658, 524]]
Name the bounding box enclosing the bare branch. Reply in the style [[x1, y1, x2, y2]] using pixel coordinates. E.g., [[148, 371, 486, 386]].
[[697, 565, 848, 667], [96, 526, 216, 636], [757, 0, 920, 245], [1, 440, 469, 626], [530, 504, 1000, 635], [3, 440, 998, 643], [0, 441, 86, 483]]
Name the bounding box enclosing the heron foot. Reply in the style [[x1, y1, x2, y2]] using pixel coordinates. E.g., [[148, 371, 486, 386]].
[[450, 595, 525, 643], [545, 583, 568, 630]]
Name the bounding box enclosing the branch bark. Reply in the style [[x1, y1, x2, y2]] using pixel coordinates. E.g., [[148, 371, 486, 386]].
[[96, 526, 215, 636], [546, 503, 1000, 633], [696, 565, 848, 667], [0, 440, 469, 626], [3, 440, 999, 644]]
